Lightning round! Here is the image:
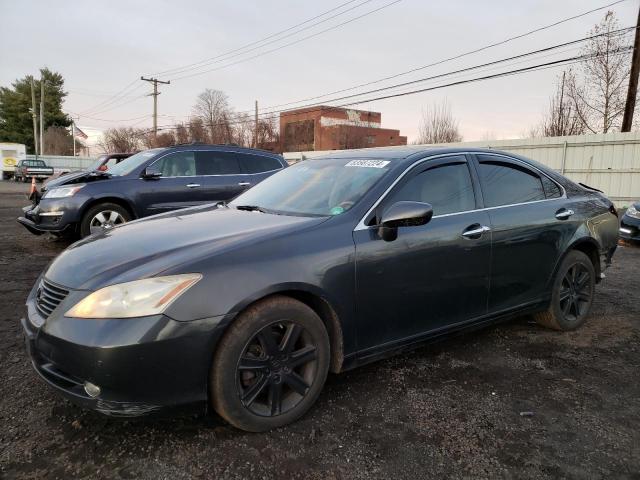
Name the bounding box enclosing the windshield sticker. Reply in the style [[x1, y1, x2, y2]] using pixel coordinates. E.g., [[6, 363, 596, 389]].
[[345, 160, 390, 168], [330, 206, 345, 215]]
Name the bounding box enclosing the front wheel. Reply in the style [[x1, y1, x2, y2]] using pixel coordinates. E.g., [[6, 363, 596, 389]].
[[211, 296, 330, 432], [79, 203, 131, 238], [534, 250, 595, 331]]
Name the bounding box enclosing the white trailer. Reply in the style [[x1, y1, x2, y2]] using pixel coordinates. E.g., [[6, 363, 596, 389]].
[[0, 142, 27, 180]]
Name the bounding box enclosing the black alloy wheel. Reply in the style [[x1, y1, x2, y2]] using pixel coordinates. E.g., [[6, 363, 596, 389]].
[[237, 321, 318, 417], [211, 296, 330, 432], [558, 263, 592, 322]]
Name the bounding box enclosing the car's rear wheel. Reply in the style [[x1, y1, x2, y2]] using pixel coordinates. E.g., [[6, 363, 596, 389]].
[[80, 203, 131, 238], [534, 250, 595, 331], [211, 296, 330, 432]]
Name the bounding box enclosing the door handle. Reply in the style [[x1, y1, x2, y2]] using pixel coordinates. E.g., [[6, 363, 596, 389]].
[[186, 183, 200, 188], [238, 182, 251, 187], [461, 225, 491, 238], [555, 208, 574, 220]]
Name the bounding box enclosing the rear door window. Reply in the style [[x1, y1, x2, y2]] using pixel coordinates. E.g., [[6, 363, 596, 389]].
[[195, 151, 242, 175], [476, 156, 547, 207], [240, 154, 283, 174]]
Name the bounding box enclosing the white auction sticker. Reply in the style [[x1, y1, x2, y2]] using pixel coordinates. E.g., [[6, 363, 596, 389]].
[[345, 160, 390, 168]]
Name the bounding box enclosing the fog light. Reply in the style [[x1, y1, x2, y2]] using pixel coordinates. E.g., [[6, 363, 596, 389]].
[[84, 381, 101, 398]]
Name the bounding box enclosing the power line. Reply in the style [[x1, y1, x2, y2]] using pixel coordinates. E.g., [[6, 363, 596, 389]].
[[236, 0, 629, 114], [169, 0, 403, 81], [150, 0, 375, 77], [142, 47, 631, 138]]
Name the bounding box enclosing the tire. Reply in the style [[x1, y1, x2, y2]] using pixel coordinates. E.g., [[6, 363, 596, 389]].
[[534, 250, 595, 331], [22, 176, 28, 183], [211, 296, 330, 432], [79, 202, 131, 238]]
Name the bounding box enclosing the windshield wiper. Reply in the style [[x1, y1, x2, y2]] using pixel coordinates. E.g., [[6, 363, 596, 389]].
[[235, 205, 269, 213]]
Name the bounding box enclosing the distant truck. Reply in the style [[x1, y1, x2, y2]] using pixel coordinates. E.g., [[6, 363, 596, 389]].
[[0, 142, 26, 180], [14, 159, 54, 182]]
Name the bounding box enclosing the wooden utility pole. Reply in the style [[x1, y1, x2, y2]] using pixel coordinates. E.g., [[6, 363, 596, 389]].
[[254, 100, 259, 148], [39, 79, 45, 155], [622, 6, 640, 132], [140, 76, 170, 135], [30, 76, 39, 156]]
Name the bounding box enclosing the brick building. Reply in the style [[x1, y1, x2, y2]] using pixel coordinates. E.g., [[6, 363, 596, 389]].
[[280, 106, 407, 152]]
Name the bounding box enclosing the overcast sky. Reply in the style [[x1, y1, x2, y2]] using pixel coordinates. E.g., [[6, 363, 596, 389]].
[[1, 0, 637, 149]]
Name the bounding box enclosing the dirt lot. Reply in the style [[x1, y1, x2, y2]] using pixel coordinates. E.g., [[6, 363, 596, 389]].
[[0, 180, 639, 480]]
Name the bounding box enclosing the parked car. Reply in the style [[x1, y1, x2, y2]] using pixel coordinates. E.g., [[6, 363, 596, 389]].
[[619, 201, 640, 242], [17, 144, 287, 238], [14, 159, 54, 182], [22, 147, 619, 431]]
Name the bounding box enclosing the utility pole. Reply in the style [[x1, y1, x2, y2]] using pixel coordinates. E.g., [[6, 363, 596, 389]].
[[140, 76, 170, 136], [40, 79, 45, 155], [254, 100, 258, 148], [30, 76, 39, 157], [622, 5, 640, 132]]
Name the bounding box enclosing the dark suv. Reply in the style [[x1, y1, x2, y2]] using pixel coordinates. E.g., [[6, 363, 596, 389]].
[[17, 144, 287, 238]]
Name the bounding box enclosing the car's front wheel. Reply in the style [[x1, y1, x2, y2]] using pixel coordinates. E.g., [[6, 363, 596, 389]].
[[80, 203, 131, 238], [534, 250, 595, 331], [211, 296, 330, 432]]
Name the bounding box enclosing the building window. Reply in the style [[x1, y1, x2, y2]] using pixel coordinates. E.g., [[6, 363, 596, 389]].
[[366, 135, 375, 145]]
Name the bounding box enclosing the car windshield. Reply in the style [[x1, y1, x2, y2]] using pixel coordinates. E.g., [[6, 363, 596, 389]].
[[25, 160, 46, 167], [88, 155, 108, 171], [106, 148, 166, 176], [230, 157, 392, 216]]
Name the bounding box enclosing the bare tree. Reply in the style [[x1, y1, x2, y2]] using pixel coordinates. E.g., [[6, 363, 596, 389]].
[[43, 126, 85, 155], [188, 117, 209, 143], [174, 123, 189, 144], [142, 131, 175, 149], [255, 116, 279, 149], [232, 112, 254, 147], [193, 89, 233, 143], [567, 11, 632, 133], [98, 127, 141, 153], [415, 100, 462, 144], [537, 70, 586, 137]]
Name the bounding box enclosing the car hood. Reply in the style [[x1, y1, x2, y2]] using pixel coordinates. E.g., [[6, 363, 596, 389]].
[[43, 170, 108, 190], [45, 205, 328, 290]]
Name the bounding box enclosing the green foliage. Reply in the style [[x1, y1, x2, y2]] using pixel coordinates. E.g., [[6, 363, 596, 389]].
[[0, 68, 71, 153]]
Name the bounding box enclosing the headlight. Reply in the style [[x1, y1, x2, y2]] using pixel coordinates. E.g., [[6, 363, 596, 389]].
[[43, 184, 85, 198], [65, 274, 202, 319], [626, 205, 640, 219]]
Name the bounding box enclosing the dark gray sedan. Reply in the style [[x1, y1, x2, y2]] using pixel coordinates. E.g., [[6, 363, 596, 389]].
[[22, 147, 619, 431]]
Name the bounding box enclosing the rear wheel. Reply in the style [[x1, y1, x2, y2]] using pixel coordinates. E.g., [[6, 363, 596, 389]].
[[211, 296, 330, 432], [79, 203, 131, 238], [534, 250, 595, 331]]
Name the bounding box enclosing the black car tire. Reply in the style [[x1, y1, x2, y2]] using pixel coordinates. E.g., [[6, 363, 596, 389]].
[[79, 203, 131, 238], [534, 250, 595, 331], [211, 296, 330, 432]]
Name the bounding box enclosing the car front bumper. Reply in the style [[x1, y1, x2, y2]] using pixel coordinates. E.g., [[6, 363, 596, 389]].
[[619, 214, 640, 241], [22, 283, 227, 417], [17, 199, 80, 235]]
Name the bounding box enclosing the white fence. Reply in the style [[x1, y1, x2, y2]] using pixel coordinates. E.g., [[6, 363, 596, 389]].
[[26, 154, 96, 173], [283, 131, 640, 206]]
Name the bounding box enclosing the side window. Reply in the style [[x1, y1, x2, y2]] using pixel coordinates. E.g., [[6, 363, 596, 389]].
[[195, 151, 241, 175], [154, 151, 196, 177], [541, 175, 562, 199], [385, 160, 476, 217], [241, 154, 283, 174], [477, 156, 546, 207]]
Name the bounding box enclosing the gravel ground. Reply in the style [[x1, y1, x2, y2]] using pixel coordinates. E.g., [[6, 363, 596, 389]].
[[1, 180, 639, 480]]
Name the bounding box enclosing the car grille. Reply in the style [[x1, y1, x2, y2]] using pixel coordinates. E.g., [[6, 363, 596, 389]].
[[36, 279, 69, 319]]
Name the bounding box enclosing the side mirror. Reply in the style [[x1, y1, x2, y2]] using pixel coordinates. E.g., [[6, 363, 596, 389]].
[[378, 201, 433, 241], [141, 166, 162, 179]]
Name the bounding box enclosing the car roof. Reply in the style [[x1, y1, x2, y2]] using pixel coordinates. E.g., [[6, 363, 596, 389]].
[[311, 146, 515, 161], [167, 143, 283, 158]]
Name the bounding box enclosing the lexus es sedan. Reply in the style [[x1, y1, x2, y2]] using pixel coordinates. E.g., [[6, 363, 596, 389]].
[[22, 147, 619, 432]]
